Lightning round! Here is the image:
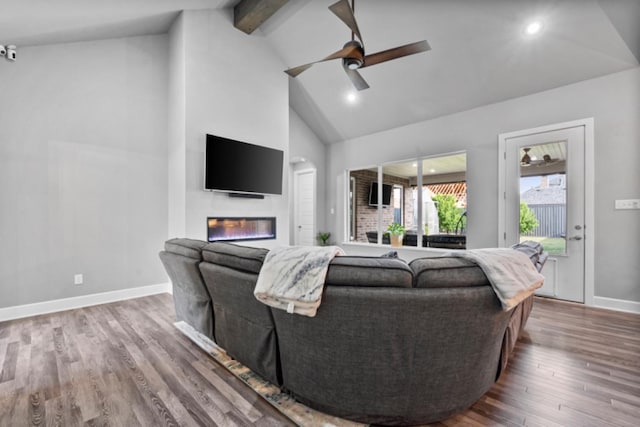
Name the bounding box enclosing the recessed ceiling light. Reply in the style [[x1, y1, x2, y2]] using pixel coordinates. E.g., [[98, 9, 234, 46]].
[[412, 163, 417, 167], [525, 20, 542, 35], [430, 168, 436, 173], [346, 92, 357, 103]]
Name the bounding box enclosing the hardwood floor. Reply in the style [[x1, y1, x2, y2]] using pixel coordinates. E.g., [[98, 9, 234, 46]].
[[440, 297, 640, 427], [0, 294, 294, 427], [0, 294, 638, 426]]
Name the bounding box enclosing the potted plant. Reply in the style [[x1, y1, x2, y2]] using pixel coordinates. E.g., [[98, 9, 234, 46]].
[[317, 232, 331, 246], [387, 222, 405, 247]]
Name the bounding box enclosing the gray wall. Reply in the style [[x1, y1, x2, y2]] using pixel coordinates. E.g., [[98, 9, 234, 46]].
[[327, 67, 640, 303], [168, 14, 187, 238], [0, 35, 169, 308], [289, 107, 327, 243], [168, 10, 290, 248]]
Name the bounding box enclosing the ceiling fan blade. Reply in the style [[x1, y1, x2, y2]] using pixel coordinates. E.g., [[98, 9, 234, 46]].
[[362, 40, 431, 68], [343, 66, 369, 91], [285, 44, 360, 77], [285, 64, 313, 77], [329, 0, 364, 47]]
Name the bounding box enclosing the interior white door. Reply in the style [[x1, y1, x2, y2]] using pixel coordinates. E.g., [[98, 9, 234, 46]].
[[503, 126, 586, 302], [293, 169, 316, 246]]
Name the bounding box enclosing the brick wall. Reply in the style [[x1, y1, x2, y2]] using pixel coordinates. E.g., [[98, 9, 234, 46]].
[[404, 187, 415, 231], [349, 170, 411, 243]]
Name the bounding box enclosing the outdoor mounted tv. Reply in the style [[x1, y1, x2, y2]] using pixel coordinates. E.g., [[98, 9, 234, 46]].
[[205, 134, 284, 196], [369, 182, 392, 207]]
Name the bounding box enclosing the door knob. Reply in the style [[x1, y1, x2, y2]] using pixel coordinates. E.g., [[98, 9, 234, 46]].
[[568, 236, 582, 241]]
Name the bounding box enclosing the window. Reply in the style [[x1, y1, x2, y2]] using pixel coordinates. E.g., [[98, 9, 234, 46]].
[[347, 153, 467, 248], [392, 185, 403, 225], [519, 142, 567, 255], [349, 176, 356, 241]]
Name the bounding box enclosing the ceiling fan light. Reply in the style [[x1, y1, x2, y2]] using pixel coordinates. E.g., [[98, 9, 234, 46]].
[[344, 57, 363, 69]]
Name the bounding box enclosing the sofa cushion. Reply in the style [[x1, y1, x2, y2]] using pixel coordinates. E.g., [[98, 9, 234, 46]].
[[410, 256, 489, 288], [202, 242, 269, 274], [164, 238, 207, 260], [325, 256, 413, 288]]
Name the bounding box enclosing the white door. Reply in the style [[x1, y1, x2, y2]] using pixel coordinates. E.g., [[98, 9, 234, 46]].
[[500, 124, 589, 303], [293, 169, 316, 246]]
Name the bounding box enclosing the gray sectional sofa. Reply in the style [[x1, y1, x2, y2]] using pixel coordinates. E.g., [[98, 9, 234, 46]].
[[159, 239, 540, 425]]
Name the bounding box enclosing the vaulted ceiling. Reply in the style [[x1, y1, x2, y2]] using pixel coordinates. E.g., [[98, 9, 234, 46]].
[[1, 0, 638, 145], [264, 0, 639, 143], [0, 0, 235, 46]]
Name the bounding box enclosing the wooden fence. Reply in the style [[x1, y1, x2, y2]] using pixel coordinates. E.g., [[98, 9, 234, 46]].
[[523, 204, 566, 238]]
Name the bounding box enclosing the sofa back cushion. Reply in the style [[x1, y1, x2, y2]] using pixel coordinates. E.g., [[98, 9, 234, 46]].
[[326, 256, 414, 288], [410, 256, 489, 288], [202, 242, 268, 274], [164, 238, 207, 260]]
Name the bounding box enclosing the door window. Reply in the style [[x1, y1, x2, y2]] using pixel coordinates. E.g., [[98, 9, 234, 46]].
[[519, 142, 567, 255]]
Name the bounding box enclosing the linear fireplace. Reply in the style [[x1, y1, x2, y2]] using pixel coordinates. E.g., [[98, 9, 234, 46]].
[[207, 217, 276, 242]]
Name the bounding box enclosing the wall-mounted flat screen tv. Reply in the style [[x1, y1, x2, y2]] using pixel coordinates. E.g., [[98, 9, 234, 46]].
[[369, 182, 392, 207], [205, 134, 284, 195]]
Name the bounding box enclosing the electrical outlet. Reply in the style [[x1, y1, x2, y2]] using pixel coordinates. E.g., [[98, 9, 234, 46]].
[[74, 274, 83, 285], [615, 199, 640, 210]]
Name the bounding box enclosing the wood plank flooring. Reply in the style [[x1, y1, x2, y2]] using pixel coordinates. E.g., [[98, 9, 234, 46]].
[[439, 297, 640, 427], [0, 294, 639, 426], [0, 294, 294, 427]]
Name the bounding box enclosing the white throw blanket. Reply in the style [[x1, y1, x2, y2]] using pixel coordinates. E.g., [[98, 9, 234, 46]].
[[254, 246, 345, 317], [446, 248, 544, 311]]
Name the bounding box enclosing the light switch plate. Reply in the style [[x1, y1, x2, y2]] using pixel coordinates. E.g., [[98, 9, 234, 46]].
[[615, 199, 640, 210]]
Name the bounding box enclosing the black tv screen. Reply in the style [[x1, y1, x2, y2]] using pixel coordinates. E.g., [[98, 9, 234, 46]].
[[369, 182, 392, 206], [205, 134, 284, 195]]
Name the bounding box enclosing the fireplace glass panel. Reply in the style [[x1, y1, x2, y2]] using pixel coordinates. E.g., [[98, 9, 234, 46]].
[[207, 217, 276, 242]]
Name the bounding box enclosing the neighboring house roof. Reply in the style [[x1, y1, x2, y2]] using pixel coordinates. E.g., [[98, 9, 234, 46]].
[[427, 182, 467, 208], [521, 187, 566, 205]]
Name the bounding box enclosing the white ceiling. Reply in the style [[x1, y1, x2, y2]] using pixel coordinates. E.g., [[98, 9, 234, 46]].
[[377, 153, 468, 179], [0, 0, 638, 145], [0, 0, 232, 46], [265, 0, 639, 143]]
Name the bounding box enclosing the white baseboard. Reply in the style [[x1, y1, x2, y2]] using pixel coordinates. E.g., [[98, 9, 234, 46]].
[[0, 282, 171, 322], [593, 296, 640, 314]]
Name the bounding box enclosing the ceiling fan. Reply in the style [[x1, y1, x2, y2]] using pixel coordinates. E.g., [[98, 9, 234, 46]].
[[284, 0, 431, 91], [520, 148, 560, 167]]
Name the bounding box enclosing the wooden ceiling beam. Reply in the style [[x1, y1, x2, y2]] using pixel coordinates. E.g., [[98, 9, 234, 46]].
[[234, 0, 289, 34]]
